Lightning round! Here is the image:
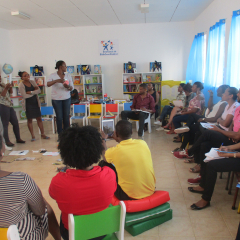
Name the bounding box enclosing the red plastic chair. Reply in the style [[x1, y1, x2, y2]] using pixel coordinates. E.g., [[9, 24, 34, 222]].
[[103, 103, 119, 124]]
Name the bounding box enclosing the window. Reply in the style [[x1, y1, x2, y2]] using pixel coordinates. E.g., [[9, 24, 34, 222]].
[[186, 32, 206, 83], [204, 19, 226, 88]]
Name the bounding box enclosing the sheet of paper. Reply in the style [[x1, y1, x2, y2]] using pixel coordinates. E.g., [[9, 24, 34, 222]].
[[42, 152, 59, 156], [9, 150, 29, 156], [134, 110, 150, 114], [204, 148, 225, 162], [173, 100, 183, 107], [200, 122, 215, 129]]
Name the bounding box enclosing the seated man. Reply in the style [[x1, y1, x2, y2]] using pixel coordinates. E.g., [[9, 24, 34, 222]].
[[49, 125, 117, 240], [121, 83, 155, 138], [101, 120, 156, 200]]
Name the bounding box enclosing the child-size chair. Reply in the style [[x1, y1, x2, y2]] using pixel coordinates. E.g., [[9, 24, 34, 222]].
[[39, 106, 55, 134], [103, 103, 119, 124], [70, 104, 87, 126], [0, 225, 20, 240], [86, 104, 103, 129], [68, 201, 126, 240], [123, 103, 151, 135]]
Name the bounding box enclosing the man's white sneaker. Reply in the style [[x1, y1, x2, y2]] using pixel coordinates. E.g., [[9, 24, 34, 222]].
[[154, 121, 162, 126], [5, 144, 12, 151], [156, 127, 164, 131]]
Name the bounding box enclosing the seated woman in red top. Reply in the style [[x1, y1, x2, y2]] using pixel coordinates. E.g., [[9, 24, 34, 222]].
[[49, 125, 117, 240]]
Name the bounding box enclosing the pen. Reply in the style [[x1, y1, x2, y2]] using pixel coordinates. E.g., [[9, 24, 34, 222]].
[[219, 143, 223, 149], [19, 151, 24, 154]]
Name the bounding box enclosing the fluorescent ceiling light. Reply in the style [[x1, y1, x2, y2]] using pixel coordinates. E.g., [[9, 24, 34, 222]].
[[140, 3, 149, 13], [11, 11, 30, 20]]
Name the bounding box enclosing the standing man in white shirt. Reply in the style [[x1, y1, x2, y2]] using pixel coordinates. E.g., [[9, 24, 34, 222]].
[[47, 61, 73, 140]]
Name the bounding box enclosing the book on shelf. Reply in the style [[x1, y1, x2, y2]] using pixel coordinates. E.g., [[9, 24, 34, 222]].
[[150, 61, 162, 73], [155, 73, 162, 82], [19, 98, 23, 106], [97, 86, 102, 93], [123, 62, 136, 73], [85, 85, 91, 93], [16, 88, 21, 96], [39, 86, 45, 95], [94, 65, 102, 74], [85, 77, 91, 84], [39, 96, 46, 106], [19, 110, 27, 120], [99, 76, 102, 83], [35, 77, 45, 86], [77, 65, 81, 74], [123, 76, 128, 83], [92, 77, 98, 83], [128, 85, 132, 92], [92, 86, 97, 93], [12, 80, 18, 87], [67, 66, 74, 74], [81, 65, 91, 75], [123, 85, 127, 92], [129, 76, 136, 82], [73, 76, 81, 85], [31, 65, 44, 76], [131, 85, 137, 92], [146, 75, 152, 82]]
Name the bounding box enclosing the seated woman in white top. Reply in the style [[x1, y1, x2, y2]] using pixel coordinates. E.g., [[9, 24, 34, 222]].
[[0, 134, 61, 240], [172, 85, 229, 154]]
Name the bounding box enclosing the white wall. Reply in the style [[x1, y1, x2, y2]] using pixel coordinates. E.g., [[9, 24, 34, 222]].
[[0, 28, 11, 75], [8, 22, 194, 101], [194, 0, 240, 82]]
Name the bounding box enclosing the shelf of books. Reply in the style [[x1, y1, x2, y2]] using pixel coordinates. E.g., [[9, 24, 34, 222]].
[[122, 72, 162, 100], [83, 74, 104, 99], [72, 75, 84, 96], [123, 73, 141, 100], [10, 76, 47, 122], [142, 72, 162, 93]]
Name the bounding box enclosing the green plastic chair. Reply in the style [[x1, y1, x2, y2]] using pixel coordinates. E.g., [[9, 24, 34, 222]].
[[68, 201, 126, 240]]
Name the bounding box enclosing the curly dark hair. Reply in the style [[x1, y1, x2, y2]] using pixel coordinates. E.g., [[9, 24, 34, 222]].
[[183, 83, 192, 93], [58, 124, 104, 169], [18, 71, 26, 78], [193, 81, 204, 90], [55, 60, 65, 70]]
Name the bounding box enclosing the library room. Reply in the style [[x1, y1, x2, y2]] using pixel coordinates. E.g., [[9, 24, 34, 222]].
[[0, 0, 240, 239]]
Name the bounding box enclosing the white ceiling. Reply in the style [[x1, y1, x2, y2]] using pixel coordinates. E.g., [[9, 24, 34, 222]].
[[0, 0, 214, 30]]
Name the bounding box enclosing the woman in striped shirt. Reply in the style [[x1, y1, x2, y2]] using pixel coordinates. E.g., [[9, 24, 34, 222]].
[[0, 135, 61, 240]]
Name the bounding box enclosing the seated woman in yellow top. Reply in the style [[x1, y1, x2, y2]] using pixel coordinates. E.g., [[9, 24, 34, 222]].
[[100, 120, 156, 200]]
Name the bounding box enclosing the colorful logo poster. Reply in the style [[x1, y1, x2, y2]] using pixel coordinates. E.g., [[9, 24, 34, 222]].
[[99, 40, 119, 56]]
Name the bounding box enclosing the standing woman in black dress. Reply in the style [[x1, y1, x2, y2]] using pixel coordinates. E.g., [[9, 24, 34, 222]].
[[18, 71, 49, 141]]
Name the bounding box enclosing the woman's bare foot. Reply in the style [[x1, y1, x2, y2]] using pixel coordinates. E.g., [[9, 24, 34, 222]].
[[192, 186, 204, 191], [41, 135, 50, 140]]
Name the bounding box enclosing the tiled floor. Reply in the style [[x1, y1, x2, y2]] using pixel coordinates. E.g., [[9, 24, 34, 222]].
[[1, 121, 239, 240]]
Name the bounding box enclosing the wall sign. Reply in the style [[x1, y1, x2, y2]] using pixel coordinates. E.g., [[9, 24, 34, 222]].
[[99, 40, 119, 56]]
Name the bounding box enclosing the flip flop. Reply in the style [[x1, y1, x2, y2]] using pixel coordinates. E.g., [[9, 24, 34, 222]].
[[41, 135, 50, 140], [188, 187, 204, 194], [31, 138, 36, 142]]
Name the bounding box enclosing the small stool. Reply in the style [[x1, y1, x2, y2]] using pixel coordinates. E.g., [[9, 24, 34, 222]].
[[111, 191, 172, 236]]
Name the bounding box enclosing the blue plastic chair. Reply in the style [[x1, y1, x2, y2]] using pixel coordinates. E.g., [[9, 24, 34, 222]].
[[123, 102, 132, 111], [39, 106, 55, 134], [70, 104, 87, 126]]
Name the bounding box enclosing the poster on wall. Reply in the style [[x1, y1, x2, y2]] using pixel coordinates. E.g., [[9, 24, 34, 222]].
[[99, 40, 119, 56]]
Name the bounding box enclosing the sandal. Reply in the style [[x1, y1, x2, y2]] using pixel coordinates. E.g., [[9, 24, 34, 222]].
[[188, 187, 204, 194], [167, 131, 176, 135], [31, 138, 36, 142], [184, 159, 194, 163], [189, 164, 201, 173], [41, 135, 50, 140]]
